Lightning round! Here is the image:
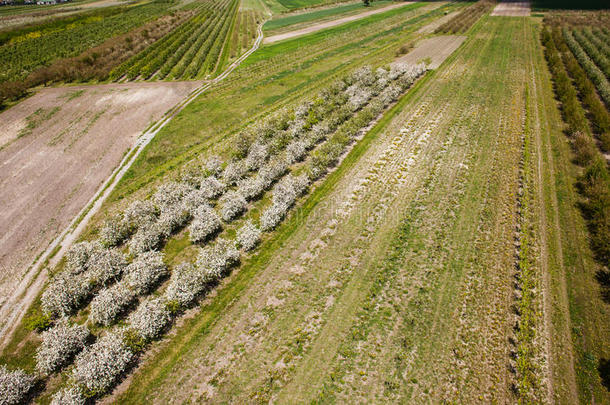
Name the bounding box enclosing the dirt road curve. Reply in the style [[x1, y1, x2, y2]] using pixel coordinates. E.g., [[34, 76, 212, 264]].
[[263, 1, 414, 44]]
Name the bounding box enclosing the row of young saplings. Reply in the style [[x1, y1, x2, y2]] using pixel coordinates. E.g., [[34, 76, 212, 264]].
[[0, 62, 427, 405]]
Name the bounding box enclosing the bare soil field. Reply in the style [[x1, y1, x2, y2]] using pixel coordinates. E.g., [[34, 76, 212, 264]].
[[416, 9, 460, 33], [0, 81, 199, 330], [396, 35, 466, 69], [263, 1, 415, 43], [491, 1, 530, 17]]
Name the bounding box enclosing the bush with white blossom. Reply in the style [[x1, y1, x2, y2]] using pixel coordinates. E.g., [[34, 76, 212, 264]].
[[123, 251, 168, 295], [196, 238, 239, 279], [222, 160, 247, 185], [89, 283, 135, 326], [153, 182, 191, 209], [236, 220, 261, 251], [219, 191, 247, 222], [128, 222, 164, 255], [236, 176, 266, 201], [50, 386, 86, 405], [182, 189, 209, 214], [72, 330, 134, 394], [123, 200, 157, 229], [42, 274, 91, 316], [188, 204, 222, 242], [245, 142, 268, 171], [164, 263, 207, 307], [86, 248, 127, 286], [0, 365, 36, 405], [157, 205, 191, 237], [285, 140, 308, 164], [204, 155, 223, 176], [99, 215, 130, 247], [65, 241, 100, 275], [36, 320, 89, 374], [127, 297, 171, 341], [199, 176, 226, 199]]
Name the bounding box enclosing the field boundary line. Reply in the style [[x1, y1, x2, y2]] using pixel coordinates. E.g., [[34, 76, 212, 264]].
[[0, 21, 266, 351]]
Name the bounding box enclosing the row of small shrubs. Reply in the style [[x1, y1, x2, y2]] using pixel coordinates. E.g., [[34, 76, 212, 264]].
[[543, 26, 610, 266]]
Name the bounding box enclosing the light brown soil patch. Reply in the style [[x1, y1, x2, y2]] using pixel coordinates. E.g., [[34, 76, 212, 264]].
[[491, 1, 530, 17], [0, 81, 199, 322], [416, 9, 460, 33], [395, 35, 466, 69], [263, 1, 414, 44]]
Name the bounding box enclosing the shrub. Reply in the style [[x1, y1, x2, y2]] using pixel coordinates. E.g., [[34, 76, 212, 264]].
[[128, 222, 164, 255], [50, 386, 86, 405], [222, 160, 248, 185], [285, 140, 308, 164], [188, 204, 222, 242], [219, 191, 247, 221], [127, 297, 171, 341], [100, 215, 130, 247], [204, 155, 223, 176], [236, 176, 267, 201], [196, 238, 239, 279], [42, 274, 91, 316], [236, 220, 261, 251], [65, 241, 100, 275], [24, 312, 51, 332], [245, 142, 268, 171], [199, 176, 226, 199], [182, 189, 209, 214], [89, 283, 135, 326], [0, 366, 36, 405], [571, 131, 597, 166], [123, 251, 168, 294], [259, 157, 288, 187], [153, 182, 192, 209], [157, 204, 191, 237], [86, 248, 128, 286], [72, 330, 134, 394], [36, 320, 89, 374], [164, 263, 207, 307], [123, 200, 157, 229]]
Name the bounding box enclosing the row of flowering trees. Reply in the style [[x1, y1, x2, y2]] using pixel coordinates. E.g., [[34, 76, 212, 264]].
[[0, 63, 426, 405]]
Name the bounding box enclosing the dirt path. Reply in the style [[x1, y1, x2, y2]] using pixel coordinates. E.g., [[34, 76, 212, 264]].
[[0, 23, 265, 351], [263, 1, 414, 44], [395, 35, 466, 69]]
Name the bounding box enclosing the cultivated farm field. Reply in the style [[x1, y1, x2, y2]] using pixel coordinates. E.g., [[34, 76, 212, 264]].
[[0, 0, 609, 404]]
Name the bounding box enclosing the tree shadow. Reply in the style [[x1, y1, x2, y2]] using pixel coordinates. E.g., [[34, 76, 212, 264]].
[[595, 268, 610, 305], [598, 358, 610, 392]]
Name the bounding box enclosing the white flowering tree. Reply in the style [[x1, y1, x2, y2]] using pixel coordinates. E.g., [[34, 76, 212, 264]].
[[188, 204, 222, 243], [222, 160, 247, 185], [89, 283, 135, 326], [164, 263, 206, 307], [72, 330, 134, 394], [153, 182, 191, 209], [36, 320, 89, 374], [236, 176, 266, 201], [123, 200, 157, 229], [0, 366, 36, 405], [204, 155, 223, 176], [86, 248, 127, 286], [245, 142, 268, 171], [236, 220, 261, 251], [41, 274, 91, 316], [219, 191, 247, 222], [196, 238, 239, 279], [123, 251, 168, 295], [127, 297, 171, 341], [158, 205, 191, 238], [285, 140, 308, 164], [50, 386, 85, 405], [199, 176, 226, 199], [99, 215, 130, 247], [182, 189, 209, 214], [128, 222, 163, 255]]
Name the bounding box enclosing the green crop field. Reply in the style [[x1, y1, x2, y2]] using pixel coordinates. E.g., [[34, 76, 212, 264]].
[[0, 1, 609, 404]]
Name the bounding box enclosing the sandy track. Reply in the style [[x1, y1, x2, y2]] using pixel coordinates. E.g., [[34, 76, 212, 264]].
[[396, 35, 466, 69], [491, 1, 530, 17], [263, 1, 414, 44], [0, 81, 199, 339]]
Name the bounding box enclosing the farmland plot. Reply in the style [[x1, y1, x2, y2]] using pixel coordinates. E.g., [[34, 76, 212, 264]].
[[0, 81, 200, 341], [112, 16, 601, 404]]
